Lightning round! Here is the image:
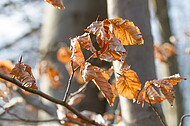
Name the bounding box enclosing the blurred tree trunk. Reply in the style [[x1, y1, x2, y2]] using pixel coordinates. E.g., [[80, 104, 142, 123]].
[[107, 0, 166, 125], [152, 0, 183, 125], [39, 0, 108, 120]]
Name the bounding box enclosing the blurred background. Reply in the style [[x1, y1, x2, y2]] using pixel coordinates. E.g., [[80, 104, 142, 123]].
[[0, 0, 189, 126]]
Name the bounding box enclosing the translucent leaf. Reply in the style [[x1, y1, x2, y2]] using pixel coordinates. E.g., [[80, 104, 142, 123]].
[[116, 69, 141, 99], [45, 0, 65, 10], [110, 18, 144, 45], [70, 37, 85, 66]]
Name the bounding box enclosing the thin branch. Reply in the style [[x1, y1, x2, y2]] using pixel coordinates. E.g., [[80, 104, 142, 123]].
[[67, 82, 88, 102], [179, 114, 190, 126], [0, 117, 83, 125], [63, 61, 75, 102], [0, 73, 101, 126], [146, 86, 166, 126], [0, 105, 83, 126], [63, 53, 95, 102]]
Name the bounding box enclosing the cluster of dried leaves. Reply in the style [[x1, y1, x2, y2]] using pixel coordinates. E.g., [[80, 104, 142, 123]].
[[56, 17, 186, 108], [0, 15, 186, 125]]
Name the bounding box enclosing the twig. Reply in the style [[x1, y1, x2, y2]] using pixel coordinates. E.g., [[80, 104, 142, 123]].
[[63, 61, 75, 102], [0, 105, 83, 126], [63, 53, 95, 102], [67, 82, 88, 102], [0, 117, 83, 125], [146, 85, 166, 126], [0, 73, 101, 126], [179, 114, 190, 126]]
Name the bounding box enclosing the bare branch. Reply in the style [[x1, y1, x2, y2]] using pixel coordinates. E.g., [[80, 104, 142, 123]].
[[63, 53, 95, 102], [0, 73, 101, 126], [179, 114, 190, 126], [67, 82, 88, 102]]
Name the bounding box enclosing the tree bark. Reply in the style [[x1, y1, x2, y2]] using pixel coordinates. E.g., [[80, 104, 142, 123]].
[[153, 0, 183, 125], [107, 0, 166, 125], [39, 0, 108, 119]]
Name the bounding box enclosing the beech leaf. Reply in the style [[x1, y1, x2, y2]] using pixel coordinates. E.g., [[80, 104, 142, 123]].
[[10, 57, 38, 89], [110, 18, 144, 45], [70, 37, 85, 66], [94, 36, 127, 62], [116, 69, 141, 99], [152, 74, 186, 106], [85, 19, 112, 43], [137, 81, 165, 107], [45, 0, 65, 10], [76, 33, 96, 53], [81, 62, 115, 106], [137, 74, 186, 107]]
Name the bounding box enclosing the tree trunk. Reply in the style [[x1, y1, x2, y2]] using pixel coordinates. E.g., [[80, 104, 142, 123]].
[[152, 0, 183, 125], [107, 0, 166, 125], [39, 0, 108, 120]]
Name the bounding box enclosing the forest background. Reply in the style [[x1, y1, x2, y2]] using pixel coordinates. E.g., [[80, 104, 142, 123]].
[[0, 0, 190, 126]]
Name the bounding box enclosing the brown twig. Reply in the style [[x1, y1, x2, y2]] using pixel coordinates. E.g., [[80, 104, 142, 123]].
[[179, 114, 190, 126], [67, 82, 88, 102], [63, 61, 75, 102], [0, 73, 101, 126], [0, 105, 82, 125], [0, 117, 83, 125], [146, 85, 166, 126], [63, 53, 95, 102]]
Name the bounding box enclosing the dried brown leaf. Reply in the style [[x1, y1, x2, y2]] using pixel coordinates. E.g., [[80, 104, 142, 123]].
[[70, 37, 85, 66], [152, 74, 186, 106], [137, 81, 165, 107], [85, 19, 112, 44], [94, 36, 127, 62], [110, 18, 144, 45], [10, 57, 38, 89], [45, 0, 65, 10], [81, 62, 115, 106], [76, 33, 96, 53], [116, 69, 141, 99]]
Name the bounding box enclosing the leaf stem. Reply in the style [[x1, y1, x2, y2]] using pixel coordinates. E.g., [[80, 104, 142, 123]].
[[146, 85, 166, 126], [0, 73, 101, 126], [63, 53, 95, 102]]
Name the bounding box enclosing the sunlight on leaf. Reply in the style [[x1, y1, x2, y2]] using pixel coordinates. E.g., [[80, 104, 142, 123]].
[[45, 0, 65, 10]]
